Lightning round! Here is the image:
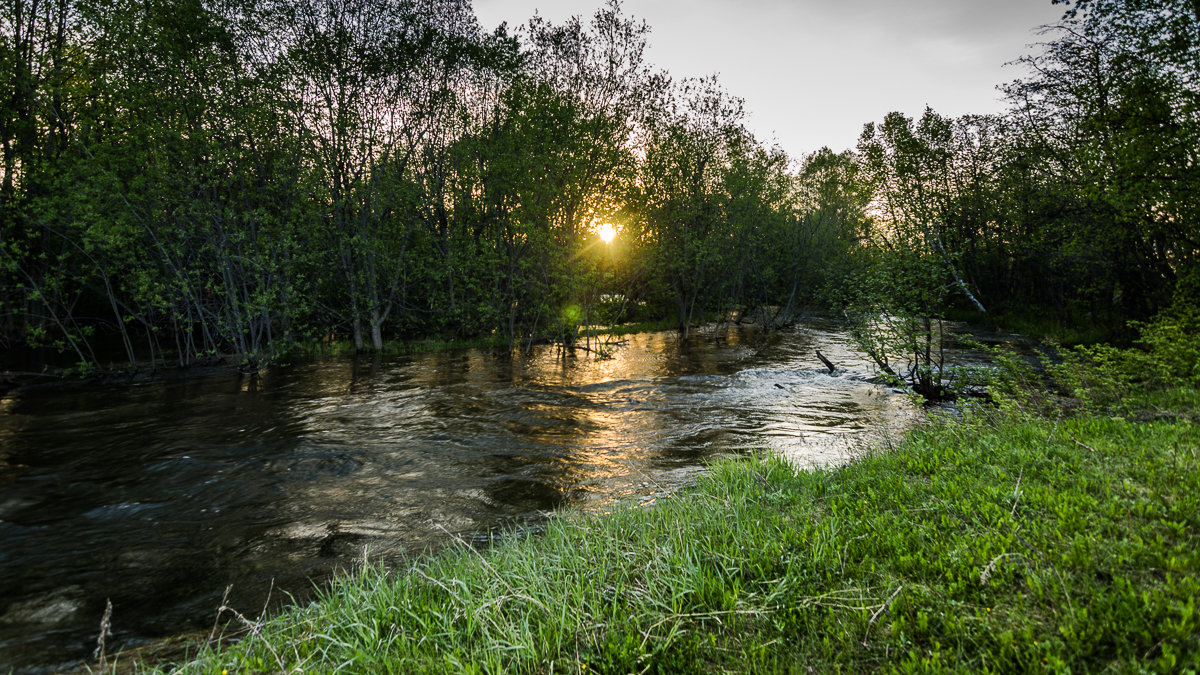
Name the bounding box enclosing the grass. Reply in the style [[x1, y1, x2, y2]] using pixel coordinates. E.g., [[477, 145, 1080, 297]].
[[141, 400, 1200, 674]]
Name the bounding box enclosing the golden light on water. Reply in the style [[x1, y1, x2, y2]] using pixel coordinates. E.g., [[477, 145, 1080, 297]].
[[595, 223, 617, 244]]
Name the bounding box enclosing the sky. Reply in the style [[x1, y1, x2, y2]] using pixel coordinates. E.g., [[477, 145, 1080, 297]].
[[472, 0, 1067, 159]]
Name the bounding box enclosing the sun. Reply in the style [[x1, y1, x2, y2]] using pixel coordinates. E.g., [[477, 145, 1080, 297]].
[[595, 222, 617, 244]]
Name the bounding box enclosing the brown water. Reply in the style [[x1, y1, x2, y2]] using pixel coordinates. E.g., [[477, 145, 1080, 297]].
[[0, 323, 919, 672]]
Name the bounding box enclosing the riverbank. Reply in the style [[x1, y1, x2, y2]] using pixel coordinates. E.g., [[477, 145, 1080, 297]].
[[137, 390, 1198, 673], [0, 318, 710, 396], [942, 306, 1122, 347], [0, 338, 511, 394], [296, 316, 731, 359]]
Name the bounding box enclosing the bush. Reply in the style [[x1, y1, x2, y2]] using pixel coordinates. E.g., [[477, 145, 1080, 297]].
[[1134, 306, 1200, 388], [981, 305, 1200, 419]]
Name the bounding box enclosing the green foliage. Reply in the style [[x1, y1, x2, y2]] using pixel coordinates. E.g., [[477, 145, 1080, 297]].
[[4, 0, 839, 373], [1134, 305, 1200, 389], [849, 0, 1200, 344], [978, 304, 1200, 423], [975, 343, 1062, 418], [838, 237, 967, 402], [1000, 1, 1199, 323], [631, 75, 755, 334], [9, 0, 1195, 385], [844, 107, 1008, 402], [794, 148, 870, 299]]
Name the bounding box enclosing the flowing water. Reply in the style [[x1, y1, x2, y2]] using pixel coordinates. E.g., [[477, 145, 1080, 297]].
[[0, 322, 933, 672]]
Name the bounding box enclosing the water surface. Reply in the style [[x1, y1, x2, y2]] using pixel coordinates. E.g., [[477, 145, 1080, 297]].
[[0, 323, 918, 672]]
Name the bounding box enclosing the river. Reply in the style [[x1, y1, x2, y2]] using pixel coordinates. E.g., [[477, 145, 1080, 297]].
[[1, 322, 926, 672]]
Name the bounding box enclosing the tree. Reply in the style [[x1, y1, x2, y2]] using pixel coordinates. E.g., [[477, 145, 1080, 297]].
[[512, 0, 659, 347], [718, 136, 797, 325], [844, 109, 1000, 400], [276, 0, 483, 351], [67, 0, 316, 369], [633, 76, 746, 335], [0, 0, 93, 365], [1005, 1, 1200, 322], [794, 147, 872, 313], [858, 108, 988, 315]]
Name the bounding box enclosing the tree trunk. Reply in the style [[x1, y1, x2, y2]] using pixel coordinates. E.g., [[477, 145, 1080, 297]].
[[933, 233, 986, 313], [370, 315, 384, 352]]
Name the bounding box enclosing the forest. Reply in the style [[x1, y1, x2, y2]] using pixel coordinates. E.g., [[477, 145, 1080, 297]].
[[2, 0, 1197, 375]]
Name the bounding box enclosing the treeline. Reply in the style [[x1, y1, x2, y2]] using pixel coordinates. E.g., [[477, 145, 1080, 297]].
[[2, 0, 1196, 375], [1, 0, 861, 372], [849, 0, 1199, 339]]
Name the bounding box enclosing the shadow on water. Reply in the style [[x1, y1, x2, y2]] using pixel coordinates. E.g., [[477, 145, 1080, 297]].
[[0, 322, 925, 672]]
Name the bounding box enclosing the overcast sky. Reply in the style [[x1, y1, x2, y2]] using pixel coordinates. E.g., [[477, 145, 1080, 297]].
[[472, 0, 1065, 159]]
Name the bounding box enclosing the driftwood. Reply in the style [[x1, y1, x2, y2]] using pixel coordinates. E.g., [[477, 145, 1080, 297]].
[[815, 350, 837, 375]]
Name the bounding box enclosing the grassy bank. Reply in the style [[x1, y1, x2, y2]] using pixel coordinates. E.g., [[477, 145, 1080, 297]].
[[142, 398, 1199, 674]]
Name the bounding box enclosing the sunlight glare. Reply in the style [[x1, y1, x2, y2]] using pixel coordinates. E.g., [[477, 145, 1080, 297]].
[[596, 222, 617, 244]]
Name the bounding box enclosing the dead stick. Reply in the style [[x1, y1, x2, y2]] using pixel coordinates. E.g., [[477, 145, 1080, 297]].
[[816, 350, 836, 375], [93, 598, 113, 671], [1069, 434, 1096, 453], [862, 586, 903, 646]]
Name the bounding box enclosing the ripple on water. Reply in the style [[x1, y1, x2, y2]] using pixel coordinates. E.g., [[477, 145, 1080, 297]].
[[0, 323, 936, 670]]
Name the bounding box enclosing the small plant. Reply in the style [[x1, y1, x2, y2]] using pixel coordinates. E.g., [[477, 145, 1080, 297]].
[[837, 230, 974, 403], [980, 305, 1200, 420], [847, 310, 967, 402], [1134, 305, 1200, 388]]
